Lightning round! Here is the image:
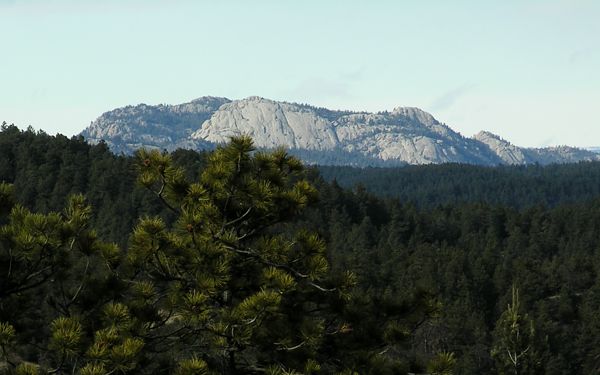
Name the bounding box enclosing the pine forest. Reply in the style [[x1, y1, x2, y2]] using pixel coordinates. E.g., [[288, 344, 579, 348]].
[[2, 124, 600, 374]]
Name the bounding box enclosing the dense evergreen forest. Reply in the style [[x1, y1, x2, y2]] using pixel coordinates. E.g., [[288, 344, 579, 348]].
[[318, 162, 600, 209], [2, 124, 600, 374]]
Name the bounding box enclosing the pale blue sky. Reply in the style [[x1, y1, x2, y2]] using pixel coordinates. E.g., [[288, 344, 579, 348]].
[[1, 0, 598, 147]]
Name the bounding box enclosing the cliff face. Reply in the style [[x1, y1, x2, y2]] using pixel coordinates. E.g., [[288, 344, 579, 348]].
[[81, 96, 230, 153], [81, 96, 600, 166]]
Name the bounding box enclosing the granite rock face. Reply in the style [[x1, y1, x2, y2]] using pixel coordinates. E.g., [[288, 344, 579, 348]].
[[81, 96, 600, 166], [473, 130, 600, 165], [192, 97, 339, 151], [81, 96, 230, 153], [473, 131, 530, 164]]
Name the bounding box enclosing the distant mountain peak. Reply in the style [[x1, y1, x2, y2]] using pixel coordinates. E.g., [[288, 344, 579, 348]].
[[473, 130, 528, 164], [80, 96, 600, 166], [189, 96, 231, 104], [474, 130, 503, 140], [392, 107, 438, 126], [244, 95, 269, 101], [191, 97, 339, 151]]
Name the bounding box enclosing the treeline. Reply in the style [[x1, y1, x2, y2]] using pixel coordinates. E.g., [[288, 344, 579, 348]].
[[300, 185, 600, 373], [318, 162, 600, 208], [2, 124, 600, 373], [0, 124, 208, 246], [0, 126, 439, 374]]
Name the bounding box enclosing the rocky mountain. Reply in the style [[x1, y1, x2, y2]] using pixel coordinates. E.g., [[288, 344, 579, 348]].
[[81, 96, 600, 166], [81, 96, 230, 154], [473, 131, 530, 164], [473, 131, 600, 165]]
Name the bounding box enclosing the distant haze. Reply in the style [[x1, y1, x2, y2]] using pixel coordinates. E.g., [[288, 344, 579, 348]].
[[1, 0, 599, 148]]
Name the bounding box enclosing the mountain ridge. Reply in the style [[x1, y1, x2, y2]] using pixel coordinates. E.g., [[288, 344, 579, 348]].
[[81, 96, 600, 166]]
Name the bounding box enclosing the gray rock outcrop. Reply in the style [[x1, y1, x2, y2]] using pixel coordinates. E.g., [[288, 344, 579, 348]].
[[81, 96, 600, 166]]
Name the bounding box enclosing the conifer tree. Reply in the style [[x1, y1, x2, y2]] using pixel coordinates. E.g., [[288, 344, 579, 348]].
[[0, 136, 434, 374], [491, 286, 541, 375], [125, 136, 356, 373], [0, 183, 125, 374]]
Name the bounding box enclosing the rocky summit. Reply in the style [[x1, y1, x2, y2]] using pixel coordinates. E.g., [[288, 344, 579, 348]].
[[81, 96, 600, 166]]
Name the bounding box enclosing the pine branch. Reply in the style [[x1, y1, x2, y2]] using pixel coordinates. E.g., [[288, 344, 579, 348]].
[[275, 340, 306, 351], [221, 243, 336, 293]]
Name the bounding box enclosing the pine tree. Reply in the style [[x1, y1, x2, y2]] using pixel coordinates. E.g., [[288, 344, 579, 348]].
[[0, 183, 124, 374], [491, 286, 541, 375], [121, 136, 356, 373], [0, 136, 435, 374]]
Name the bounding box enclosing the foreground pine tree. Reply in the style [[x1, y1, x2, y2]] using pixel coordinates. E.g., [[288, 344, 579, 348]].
[[126, 136, 356, 373], [0, 183, 123, 374], [1, 137, 435, 374]]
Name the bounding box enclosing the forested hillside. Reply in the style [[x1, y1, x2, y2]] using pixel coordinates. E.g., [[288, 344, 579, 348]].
[[0, 124, 210, 246], [2, 124, 600, 374], [318, 162, 600, 209]]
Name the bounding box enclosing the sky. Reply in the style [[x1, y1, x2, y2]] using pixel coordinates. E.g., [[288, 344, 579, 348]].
[[1, 0, 599, 148]]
